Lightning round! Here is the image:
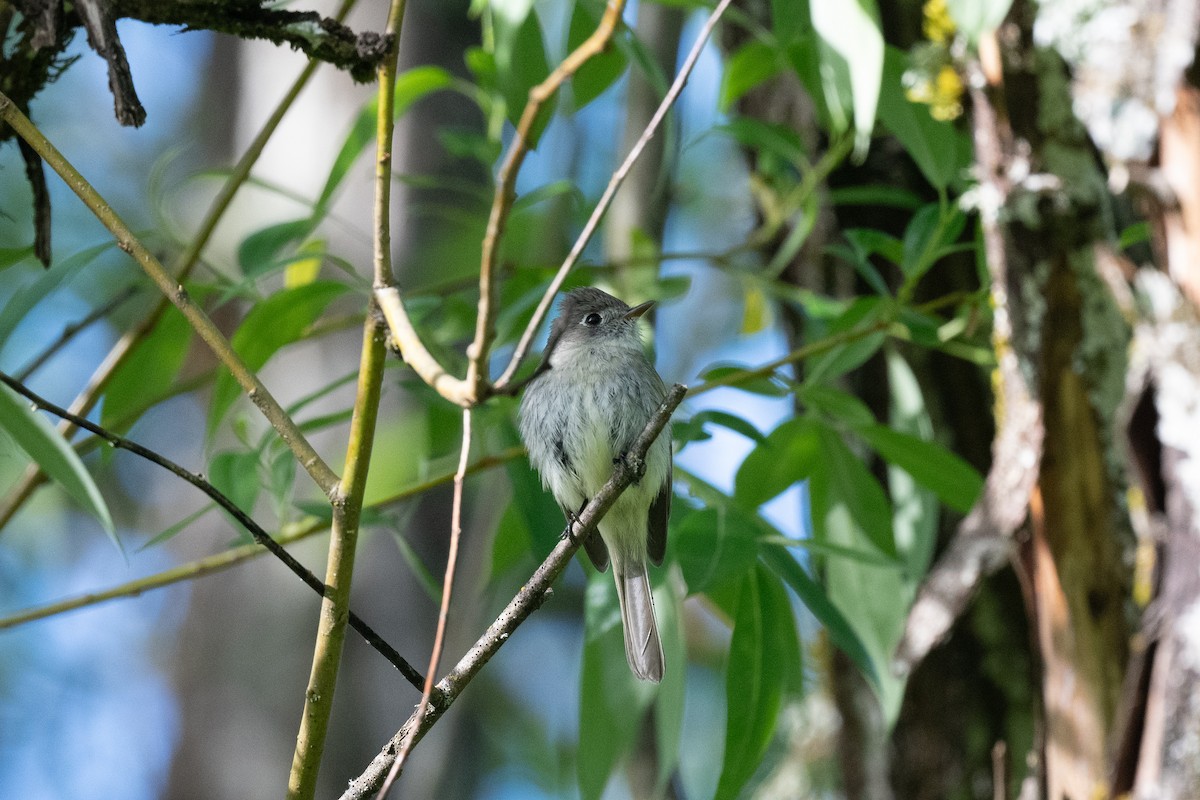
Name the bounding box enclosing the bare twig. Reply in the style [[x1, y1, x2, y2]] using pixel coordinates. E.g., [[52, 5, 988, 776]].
[[340, 385, 686, 800], [374, 1, 629, 406], [494, 0, 735, 390], [0, 369, 421, 687], [378, 407, 473, 798], [14, 285, 140, 381]]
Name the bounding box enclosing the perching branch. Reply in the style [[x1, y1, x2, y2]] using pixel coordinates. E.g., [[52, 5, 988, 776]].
[[0, 89, 341, 498], [0, 369, 422, 688], [494, 0, 735, 391], [339, 384, 686, 800]]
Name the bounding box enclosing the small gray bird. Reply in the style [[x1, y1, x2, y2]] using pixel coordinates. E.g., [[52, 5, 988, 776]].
[[519, 287, 672, 682]]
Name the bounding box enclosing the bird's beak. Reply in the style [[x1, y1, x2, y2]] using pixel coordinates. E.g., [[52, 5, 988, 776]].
[[623, 300, 655, 320]]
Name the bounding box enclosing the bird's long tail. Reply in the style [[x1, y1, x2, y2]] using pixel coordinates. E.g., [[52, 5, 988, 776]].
[[613, 561, 664, 682]]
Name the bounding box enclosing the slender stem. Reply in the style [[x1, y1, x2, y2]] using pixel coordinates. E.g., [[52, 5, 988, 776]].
[[14, 285, 140, 382], [378, 407, 473, 797], [0, 447, 525, 632], [0, 94, 340, 497], [0, 370, 418, 684], [288, 317, 389, 799], [372, 0, 407, 289], [465, 0, 628, 400], [288, 1, 408, 794], [341, 385, 687, 800], [494, 0, 735, 390]]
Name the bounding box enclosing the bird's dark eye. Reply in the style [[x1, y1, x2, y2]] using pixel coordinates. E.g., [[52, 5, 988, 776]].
[[583, 312, 602, 326]]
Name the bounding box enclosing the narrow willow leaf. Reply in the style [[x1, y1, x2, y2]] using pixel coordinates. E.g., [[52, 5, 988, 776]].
[[0, 383, 117, 547], [853, 423, 983, 513], [714, 564, 800, 800], [207, 281, 350, 436], [759, 544, 877, 683], [578, 572, 655, 800]]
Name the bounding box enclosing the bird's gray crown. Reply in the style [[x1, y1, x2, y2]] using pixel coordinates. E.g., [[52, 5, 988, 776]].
[[552, 287, 646, 347]]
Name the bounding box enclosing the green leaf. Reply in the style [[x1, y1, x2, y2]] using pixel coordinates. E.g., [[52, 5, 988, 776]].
[[686, 409, 766, 445], [208, 281, 350, 436], [844, 227, 905, 269], [392, 527, 443, 604], [759, 544, 877, 682], [947, 0, 1014, 44], [0, 241, 114, 353], [772, 0, 807, 43], [139, 504, 214, 551], [804, 298, 888, 385], [809, 0, 883, 151], [578, 571, 656, 800], [0, 383, 116, 547], [814, 421, 910, 724], [0, 245, 34, 272], [493, 0, 552, 142], [720, 41, 783, 112], [1119, 220, 1151, 251], [853, 424, 982, 513], [653, 573, 686, 795], [714, 564, 800, 800], [569, 2, 628, 110], [237, 218, 312, 276], [799, 384, 876, 427], [208, 450, 261, 522], [734, 417, 822, 509], [717, 117, 808, 167], [505, 455, 565, 555], [877, 47, 969, 190], [883, 349, 940, 576], [102, 308, 192, 432], [811, 422, 896, 556], [901, 202, 966, 280], [831, 184, 924, 209], [672, 507, 760, 594]]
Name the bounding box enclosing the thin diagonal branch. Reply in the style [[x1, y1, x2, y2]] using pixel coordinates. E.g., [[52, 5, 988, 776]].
[[494, 0, 735, 390], [14, 284, 140, 381], [0, 369, 421, 688], [373, 1, 628, 406], [0, 0, 356, 531], [465, 0, 627, 400], [0, 91, 340, 496], [340, 384, 686, 800], [378, 407, 473, 797]]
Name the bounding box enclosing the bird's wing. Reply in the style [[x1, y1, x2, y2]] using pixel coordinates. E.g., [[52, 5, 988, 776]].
[[647, 454, 671, 566]]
